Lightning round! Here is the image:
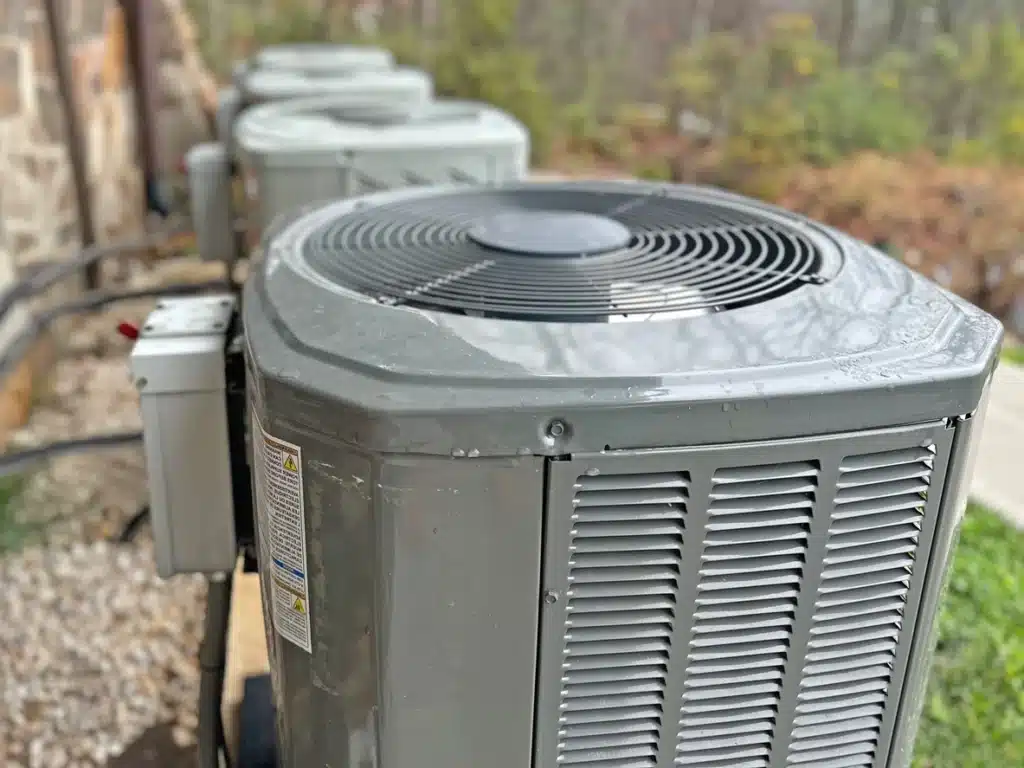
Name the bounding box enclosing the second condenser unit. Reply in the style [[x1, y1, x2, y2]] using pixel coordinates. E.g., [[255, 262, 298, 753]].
[[233, 98, 531, 244]]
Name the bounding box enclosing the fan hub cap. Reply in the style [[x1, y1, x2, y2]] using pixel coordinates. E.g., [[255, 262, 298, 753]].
[[467, 211, 633, 257]]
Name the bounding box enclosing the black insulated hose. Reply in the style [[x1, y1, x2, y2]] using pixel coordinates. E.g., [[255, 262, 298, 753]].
[[0, 279, 230, 385], [199, 571, 234, 768]]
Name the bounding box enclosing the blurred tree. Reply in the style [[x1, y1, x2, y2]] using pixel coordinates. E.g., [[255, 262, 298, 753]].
[[837, 0, 858, 64]]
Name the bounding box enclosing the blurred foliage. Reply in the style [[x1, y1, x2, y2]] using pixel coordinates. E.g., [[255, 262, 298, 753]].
[[375, 0, 556, 163], [1002, 345, 1024, 366], [664, 14, 1024, 195], [185, 1, 1024, 325]]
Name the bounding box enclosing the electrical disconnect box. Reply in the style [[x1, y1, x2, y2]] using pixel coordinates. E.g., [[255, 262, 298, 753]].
[[130, 295, 239, 577]]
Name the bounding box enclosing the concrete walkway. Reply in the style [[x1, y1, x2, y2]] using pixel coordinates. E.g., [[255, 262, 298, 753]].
[[972, 362, 1024, 527]]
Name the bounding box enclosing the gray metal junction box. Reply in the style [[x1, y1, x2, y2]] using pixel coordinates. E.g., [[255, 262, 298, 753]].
[[242, 181, 1001, 768]]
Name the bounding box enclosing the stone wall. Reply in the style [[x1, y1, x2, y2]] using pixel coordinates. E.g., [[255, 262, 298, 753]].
[[0, 0, 215, 442], [0, 0, 214, 271]]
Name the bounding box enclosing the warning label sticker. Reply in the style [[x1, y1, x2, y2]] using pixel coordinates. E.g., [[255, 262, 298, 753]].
[[251, 409, 312, 653]]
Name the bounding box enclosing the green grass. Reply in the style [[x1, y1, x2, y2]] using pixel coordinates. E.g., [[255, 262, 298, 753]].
[[1002, 345, 1024, 366], [914, 505, 1024, 767]]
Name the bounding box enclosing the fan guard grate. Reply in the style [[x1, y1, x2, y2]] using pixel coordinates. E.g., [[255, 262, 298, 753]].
[[298, 187, 842, 322]]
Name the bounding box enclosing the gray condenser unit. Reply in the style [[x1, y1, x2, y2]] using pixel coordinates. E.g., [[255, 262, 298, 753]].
[[191, 69, 434, 263], [243, 181, 1002, 768], [216, 43, 400, 147], [250, 43, 395, 74], [234, 98, 529, 246]]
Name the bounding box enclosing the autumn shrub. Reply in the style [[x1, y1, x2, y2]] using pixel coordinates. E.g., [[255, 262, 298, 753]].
[[380, 0, 556, 164], [664, 14, 1024, 180]]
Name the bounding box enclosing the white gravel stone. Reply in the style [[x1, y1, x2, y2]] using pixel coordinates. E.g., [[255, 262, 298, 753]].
[[0, 539, 206, 767], [0, 256, 230, 766]]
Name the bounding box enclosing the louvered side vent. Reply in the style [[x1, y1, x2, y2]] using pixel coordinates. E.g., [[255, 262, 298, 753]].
[[559, 472, 690, 768], [676, 461, 820, 768], [787, 446, 935, 767]]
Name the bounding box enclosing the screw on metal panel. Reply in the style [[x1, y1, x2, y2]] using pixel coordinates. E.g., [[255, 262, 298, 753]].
[[545, 420, 567, 439], [135, 377, 148, 390], [143, 325, 154, 332], [544, 590, 559, 605]]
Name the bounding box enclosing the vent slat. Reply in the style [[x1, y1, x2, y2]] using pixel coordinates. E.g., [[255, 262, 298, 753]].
[[571, 551, 682, 569], [684, 668, 784, 688], [676, 744, 772, 764], [561, 706, 663, 725], [694, 585, 801, 604], [813, 597, 906, 623], [687, 653, 790, 675], [564, 638, 673, 658], [695, 598, 797, 620], [571, 581, 677, 599], [710, 478, 818, 499], [575, 488, 689, 508], [691, 612, 795, 633], [681, 706, 779, 728], [565, 652, 669, 671], [838, 447, 934, 473], [835, 478, 929, 505], [785, 446, 933, 768], [568, 609, 675, 628], [688, 640, 791, 661], [835, 463, 931, 488], [701, 540, 808, 559], [574, 522, 686, 538], [705, 523, 811, 543], [575, 473, 690, 493], [831, 494, 926, 521], [793, 704, 885, 727], [810, 611, 905, 637], [570, 505, 686, 522], [825, 524, 920, 549], [570, 565, 680, 583], [561, 718, 662, 738], [568, 595, 676, 613], [697, 570, 804, 590], [701, 494, 815, 515], [558, 472, 688, 768], [672, 463, 818, 768], [710, 462, 820, 483], [566, 666, 668, 685], [823, 540, 918, 566]]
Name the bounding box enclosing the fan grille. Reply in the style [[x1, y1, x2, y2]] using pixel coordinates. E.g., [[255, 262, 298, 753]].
[[297, 187, 841, 321]]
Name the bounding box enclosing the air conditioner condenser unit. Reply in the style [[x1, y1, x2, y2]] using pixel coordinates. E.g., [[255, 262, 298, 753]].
[[240, 181, 1001, 768], [192, 70, 435, 264], [216, 65, 433, 153], [234, 98, 529, 248], [216, 43, 398, 146], [251, 42, 395, 75]]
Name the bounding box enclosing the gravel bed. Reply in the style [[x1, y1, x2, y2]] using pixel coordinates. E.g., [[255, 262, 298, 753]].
[[0, 540, 206, 768], [0, 257, 227, 766]]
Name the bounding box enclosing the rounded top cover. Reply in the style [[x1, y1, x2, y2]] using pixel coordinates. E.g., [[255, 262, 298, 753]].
[[235, 97, 526, 158], [252, 43, 394, 74], [245, 181, 1002, 455], [239, 66, 432, 106]]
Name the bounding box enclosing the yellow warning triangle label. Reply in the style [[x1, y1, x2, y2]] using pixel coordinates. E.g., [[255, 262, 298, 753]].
[[293, 597, 305, 614], [283, 454, 298, 472]]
